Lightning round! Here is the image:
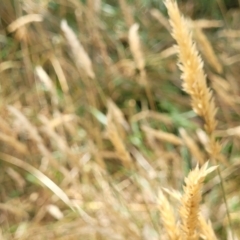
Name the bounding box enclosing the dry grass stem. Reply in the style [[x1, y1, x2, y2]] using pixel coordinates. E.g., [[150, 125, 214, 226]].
[[128, 23, 155, 110], [7, 14, 43, 33], [0, 152, 73, 208], [150, 9, 171, 31], [193, 26, 222, 74], [142, 125, 183, 146], [131, 110, 173, 125], [194, 19, 223, 29], [130, 147, 157, 179], [50, 56, 69, 94], [118, 0, 134, 28]]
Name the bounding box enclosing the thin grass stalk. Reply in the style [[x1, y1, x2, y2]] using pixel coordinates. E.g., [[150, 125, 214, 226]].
[[118, 0, 134, 28], [179, 128, 205, 165], [193, 26, 222, 74], [150, 9, 171, 31], [142, 125, 183, 146], [128, 23, 155, 110], [106, 110, 132, 168]]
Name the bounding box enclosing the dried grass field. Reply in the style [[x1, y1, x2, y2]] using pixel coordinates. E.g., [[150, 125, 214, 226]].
[[0, 0, 240, 239]]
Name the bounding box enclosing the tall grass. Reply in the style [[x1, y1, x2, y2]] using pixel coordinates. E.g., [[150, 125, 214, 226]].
[[0, 0, 240, 239]]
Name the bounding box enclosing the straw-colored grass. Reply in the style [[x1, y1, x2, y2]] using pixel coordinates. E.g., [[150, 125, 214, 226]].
[[0, 0, 240, 239]]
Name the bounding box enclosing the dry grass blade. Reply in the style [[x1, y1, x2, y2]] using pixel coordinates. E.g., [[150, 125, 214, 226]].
[[106, 109, 132, 167], [38, 114, 69, 153], [107, 99, 130, 133], [142, 125, 183, 146], [118, 0, 134, 28], [128, 23, 145, 79], [35, 66, 58, 105], [194, 19, 223, 29], [0, 202, 28, 219], [150, 9, 171, 31], [35, 66, 54, 92], [7, 105, 45, 145], [0, 131, 28, 155], [131, 110, 173, 126], [6, 167, 26, 190], [0, 61, 21, 72], [130, 147, 156, 179], [162, 187, 182, 202], [7, 14, 43, 33], [0, 152, 73, 209], [179, 128, 205, 165], [50, 56, 69, 94], [193, 26, 222, 74]]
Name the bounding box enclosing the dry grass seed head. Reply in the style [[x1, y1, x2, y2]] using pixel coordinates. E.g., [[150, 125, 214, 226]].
[[179, 162, 217, 240], [61, 19, 95, 79], [165, 0, 218, 135], [106, 109, 132, 167], [35, 66, 58, 106], [128, 24, 145, 75], [158, 190, 180, 240], [198, 214, 218, 240]]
